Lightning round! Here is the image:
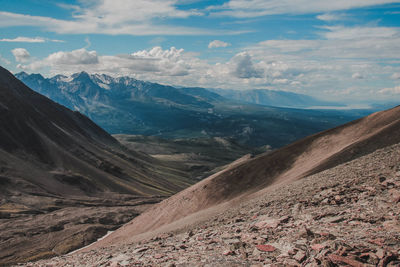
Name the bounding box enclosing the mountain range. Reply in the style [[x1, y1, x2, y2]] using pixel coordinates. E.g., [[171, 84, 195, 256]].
[[16, 71, 369, 148]]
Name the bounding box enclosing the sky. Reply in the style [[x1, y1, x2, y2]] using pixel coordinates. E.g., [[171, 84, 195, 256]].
[[0, 0, 400, 103]]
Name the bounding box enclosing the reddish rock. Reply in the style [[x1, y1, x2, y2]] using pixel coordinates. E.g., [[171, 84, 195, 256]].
[[256, 244, 277, 252], [293, 250, 306, 262], [223, 250, 235, 256], [254, 217, 280, 229], [133, 247, 149, 253], [368, 238, 385, 247], [376, 248, 385, 259], [335, 245, 348, 256], [311, 244, 325, 251], [328, 254, 364, 267], [154, 254, 164, 259]]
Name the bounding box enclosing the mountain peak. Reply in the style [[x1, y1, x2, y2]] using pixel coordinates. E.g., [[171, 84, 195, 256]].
[[72, 71, 91, 80], [15, 71, 29, 79]]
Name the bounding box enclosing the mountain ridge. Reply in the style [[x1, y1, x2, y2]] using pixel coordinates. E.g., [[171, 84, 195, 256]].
[[16, 71, 369, 148], [209, 87, 339, 108]]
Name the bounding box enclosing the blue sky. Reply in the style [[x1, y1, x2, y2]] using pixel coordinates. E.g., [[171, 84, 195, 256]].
[[0, 0, 400, 103]]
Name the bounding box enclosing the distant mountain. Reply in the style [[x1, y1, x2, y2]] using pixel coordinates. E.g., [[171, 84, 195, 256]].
[[209, 88, 339, 108], [16, 72, 368, 148]]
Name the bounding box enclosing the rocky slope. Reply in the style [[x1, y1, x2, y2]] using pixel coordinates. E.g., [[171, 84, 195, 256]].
[[23, 138, 400, 266], [18, 106, 400, 266], [0, 66, 193, 265]]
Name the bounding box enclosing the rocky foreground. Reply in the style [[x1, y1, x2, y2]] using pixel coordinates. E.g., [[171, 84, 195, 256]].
[[20, 143, 400, 266]]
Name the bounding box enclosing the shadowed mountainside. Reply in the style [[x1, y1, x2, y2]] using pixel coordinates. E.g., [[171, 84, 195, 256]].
[[0, 66, 194, 265]]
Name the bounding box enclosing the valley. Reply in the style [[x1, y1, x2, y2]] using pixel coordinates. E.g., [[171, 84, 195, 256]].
[[114, 135, 262, 180]]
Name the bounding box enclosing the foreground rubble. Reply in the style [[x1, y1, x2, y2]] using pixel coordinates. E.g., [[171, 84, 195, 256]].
[[21, 143, 400, 266]]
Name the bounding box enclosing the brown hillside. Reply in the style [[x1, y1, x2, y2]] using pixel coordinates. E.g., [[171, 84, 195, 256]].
[[93, 105, 400, 248]]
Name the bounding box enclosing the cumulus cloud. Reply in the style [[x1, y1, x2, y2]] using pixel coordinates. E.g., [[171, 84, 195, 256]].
[[19, 47, 197, 78], [208, 40, 231, 48], [230, 52, 263, 79], [11, 48, 30, 62], [20, 48, 98, 71], [47, 48, 99, 65]]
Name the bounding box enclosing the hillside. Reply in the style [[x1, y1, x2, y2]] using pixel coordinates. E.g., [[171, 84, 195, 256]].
[[25, 111, 400, 266], [0, 66, 193, 265], [16, 72, 367, 148]]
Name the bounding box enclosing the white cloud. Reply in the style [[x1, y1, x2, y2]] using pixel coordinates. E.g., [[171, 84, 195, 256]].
[[46, 49, 99, 65], [378, 85, 400, 94], [316, 13, 347, 21], [1, 37, 45, 43], [352, 72, 364, 79], [20, 47, 198, 78], [391, 73, 400, 79], [209, 0, 400, 18], [0, 1, 229, 36], [22, 48, 99, 71], [229, 52, 263, 78], [0, 36, 64, 43], [11, 48, 30, 63], [0, 54, 10, 65], [320, 26, 399, 40], [208, 40, 231, 48]]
